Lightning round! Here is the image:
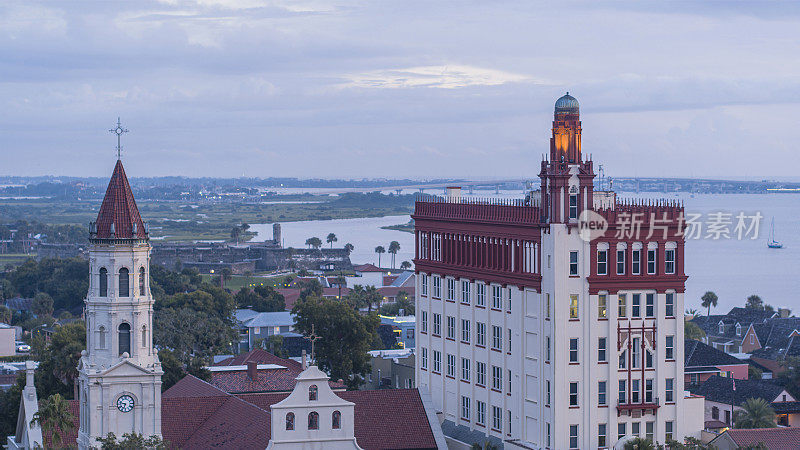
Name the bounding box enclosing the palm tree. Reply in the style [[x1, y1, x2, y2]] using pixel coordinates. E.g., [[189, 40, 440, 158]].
[[746, 294, 763, 310], [306, 237, 322, 250], [701, 291, 718, 317], [344, 243, 354, 254], [471, 442, 499, 450], [375, 246, 386, 267], [388, 241, 400, 268], [735, 397, 777, 428], [327, 233, 338, 248], [364, 285, 383, 313], [31, 393, 76, 448], [400, 261, 411, 270]]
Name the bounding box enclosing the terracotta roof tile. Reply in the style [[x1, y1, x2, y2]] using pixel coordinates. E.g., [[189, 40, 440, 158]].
[[719, 427, 800, 450], [94, 160, 146, 240]]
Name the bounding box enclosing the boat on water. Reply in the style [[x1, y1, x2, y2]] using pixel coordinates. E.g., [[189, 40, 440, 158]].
[[768, 217, 783, 249]]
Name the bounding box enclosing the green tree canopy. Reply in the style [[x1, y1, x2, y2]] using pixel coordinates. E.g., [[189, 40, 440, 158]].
[[701, 291, 719, 317], [33, 322, 86, 398], [378, 292, 414, 316], [158, 348, 210, 392], [777, 356, 800, 399], [685, 320, 706, 341], [746, 294, 764, 310], [32, 292, 54, 317], [7, 258, 89, 314], [235, 285, 286, 312], [292, 296, 379, 389], [400, 261, 411, 270], [734, 397, 777, 428], [31, 393, 76, 448], [96, 432, 168, 449], [305, 237, 322, 249], [344, 243, 354, 254]]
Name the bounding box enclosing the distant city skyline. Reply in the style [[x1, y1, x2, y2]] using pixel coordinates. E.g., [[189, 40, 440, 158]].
[[2, 1, 799, 178]]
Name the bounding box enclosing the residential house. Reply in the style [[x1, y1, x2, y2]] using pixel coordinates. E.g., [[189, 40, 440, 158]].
[[379, 315, 415, 349], [234, 310, 297, 352], [691, 307, 776, 354], [363, 349, 415, 391], [689, 375, 796, 429], [685, 339, 750, 386], [710, 427, 800, 450]]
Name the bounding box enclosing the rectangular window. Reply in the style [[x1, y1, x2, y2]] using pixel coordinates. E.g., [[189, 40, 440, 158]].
[[461, 319, 470, 342], [619, 380, 627, 403], [492, 285, 502, 309], [632, 294, 641, 317], [645, 379, 654, 403], [632, 337, 641, 369], [461, 357, 470, 381], [619, 350, 627, 369], [665, 421, 674, 442], [461, 396, 470, 420], [476, 362, 486, 386], [446, 316, 455, 339], [508, 369, 512, 394], [646, 422, 654, 441], [569, 251, 579, 276], [446, 278, 455, 300], [432, 233, 441, 261], [476, 400, 486, 426], [632, 422, 640, 436], [632, 249, 641, 274], [421, 311, 427, 333], [545, 380, 551, 406], [666, 293, 675, 317], [597, 249, 608, 275], [569, 194, 578, 219], [632, 379, 640, 403], [598, 381, 607, 406], [433, 350, 441, 373], [421, 347, 427, 369], [432, 276, 441, 298], [492, 326, 503, 351], [476, 283, 486, 307], [546, 293, 551, 318], [618, 422, 626, 440], [446, 353, 455, 377], [666, 335, 674, 360], [507, 410, 511, 435], [598, 294, 607, 318], [569, 424, 578, 449], [598, 337, 607, 362], [617, 249, 626, 275], [646, 293, 655, 317], [461, 281, 471, 303], [492, 405, 502, 431], [665, 249, 675, 274], [569, 381, 578, 406], [508, 329, 512, 353], [646, 349, 653, 368], [421, 275, 428, 295], [492, 365, 503, 390], [545, 336, 551, 362], [647, 248, 657, 274], [569, 338, 579, 363], [666, 378, 674, 402], [507, 287, 512, 312], [433, 313, 441, 336], [476, 322, 486, 346], [598, 423, 607, 448], [546, 423, 551, 448], [570, 294, 579, 319], [618, 294, 627, 317]]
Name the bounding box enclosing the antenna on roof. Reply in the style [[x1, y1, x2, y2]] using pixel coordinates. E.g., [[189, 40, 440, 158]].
[[109, 117, 129, 160]]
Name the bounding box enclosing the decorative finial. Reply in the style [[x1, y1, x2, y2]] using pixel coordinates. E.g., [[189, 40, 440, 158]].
[[109, 117, 129, 160]]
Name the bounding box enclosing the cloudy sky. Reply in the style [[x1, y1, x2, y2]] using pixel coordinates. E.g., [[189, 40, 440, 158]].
[[2, 0, 799, 179]]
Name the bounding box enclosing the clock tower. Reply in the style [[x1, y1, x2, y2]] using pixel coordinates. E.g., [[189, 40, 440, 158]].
[[77, 154, 162, 449]]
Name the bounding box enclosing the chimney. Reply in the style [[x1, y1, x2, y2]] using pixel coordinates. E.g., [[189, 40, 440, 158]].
[[779, 308, 791, 318], [301, 350, 308, 370], [246, 361, 258, 380], [446, 186, 462, 201]]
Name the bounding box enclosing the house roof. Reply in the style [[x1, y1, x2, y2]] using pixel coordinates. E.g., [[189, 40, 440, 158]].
[[353, 263, 384, 273], [749, 357, 785, 375], [712, 427, 800, 450], [771, 401, 800, 414], [3, 297, 32, 311], [727, 307, 776, 324], [685, 339, 747, 368], [94, 160, 146, 240], [240, 311, 294, 328], [275, 289, 301, 310], [388, 271, 414, 287], [322, 287, 351, 298], [377, 286, 414, 298], [689, 375, 788, 405]]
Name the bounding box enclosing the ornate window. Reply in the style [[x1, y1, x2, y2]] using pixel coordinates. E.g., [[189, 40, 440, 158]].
[[332, 410, 341, 429], [285, 412, 295, 430], [308, 385, 318, 401], [119, 268, 130, 297], [139, 267, 146, 296], [118, 323, 131, 356], [99, 268, 108, 297], [308, 411, 319, 430], [97, 326, 106, 349]]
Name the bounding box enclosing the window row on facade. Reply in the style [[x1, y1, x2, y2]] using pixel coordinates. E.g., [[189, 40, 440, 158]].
[[420, 313, 510, 352], [420, 275, 513, 311], [417, 231, 540, 274], [420, 348, 512, 394], [458, 395, 511, 435], [93, 322, 148, 356], [597, 292, 676, 319], [284, 410, 341, 431], [97, 266, 147, 297], [566, 243, 677, 277], [568, 420, 674, 449]]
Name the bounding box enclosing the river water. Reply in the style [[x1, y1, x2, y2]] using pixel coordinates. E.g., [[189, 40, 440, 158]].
[[250, 191, 800, 314]]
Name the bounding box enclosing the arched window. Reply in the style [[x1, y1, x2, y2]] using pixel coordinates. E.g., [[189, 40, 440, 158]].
[[309, 385, 318, 401], [332, 410, 341, 429], [97, 326, 106, 349], [118, 323, 131, 356], [119, 268, 130, 297], [285, 412, 295, 430], [308, 412, 319, 430], [139, 267, 146, 296], [141, 326, 147, 347], [99, 268, 108, 297]]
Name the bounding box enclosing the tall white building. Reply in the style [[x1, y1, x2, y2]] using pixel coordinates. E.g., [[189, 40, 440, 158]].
[[77, 159, 163, 449], [413, 94, 703, 449]]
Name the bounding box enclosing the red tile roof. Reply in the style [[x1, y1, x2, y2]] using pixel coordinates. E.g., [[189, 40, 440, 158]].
[[276, 289, 301, 310], [213, 349, 302, 369], [353, 263, 384, 272], [720, 427, 800, 450], [94, 160, 146, 240]]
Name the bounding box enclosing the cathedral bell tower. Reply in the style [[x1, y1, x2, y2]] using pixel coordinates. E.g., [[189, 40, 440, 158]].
[[77, 136, 162, 449], [539, 93, 595, 223]]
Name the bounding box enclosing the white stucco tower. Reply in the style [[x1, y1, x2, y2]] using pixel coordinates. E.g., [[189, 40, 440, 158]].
[[77, 159, 162, 449]]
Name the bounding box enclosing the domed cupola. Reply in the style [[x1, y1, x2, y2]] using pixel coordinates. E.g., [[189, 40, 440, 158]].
[[554, 92, 579, 114]]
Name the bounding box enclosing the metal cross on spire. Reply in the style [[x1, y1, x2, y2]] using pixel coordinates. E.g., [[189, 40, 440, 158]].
[[304, 324, 322, 362], [109, 117, 129, 160]]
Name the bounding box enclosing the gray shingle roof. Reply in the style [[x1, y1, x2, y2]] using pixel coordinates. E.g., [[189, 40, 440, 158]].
[[690, 375, 787, 405], [685, 339, 747, 368]]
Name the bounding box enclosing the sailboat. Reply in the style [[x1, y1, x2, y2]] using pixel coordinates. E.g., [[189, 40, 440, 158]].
[[768, 217, 783, 249]]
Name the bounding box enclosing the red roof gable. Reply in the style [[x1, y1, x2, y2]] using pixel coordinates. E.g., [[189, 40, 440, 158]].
[[721, 427, 800, 450], [93, 160, 146, 240]]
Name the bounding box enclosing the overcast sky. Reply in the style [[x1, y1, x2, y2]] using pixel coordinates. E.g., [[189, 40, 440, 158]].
[[2, 1, 799, 179]]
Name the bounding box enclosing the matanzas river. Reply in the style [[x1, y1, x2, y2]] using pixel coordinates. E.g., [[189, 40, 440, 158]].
[[250, 192, 800, 315]]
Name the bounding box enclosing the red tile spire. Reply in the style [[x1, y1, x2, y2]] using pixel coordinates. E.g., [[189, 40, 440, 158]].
[[91, 160, 147, 240]]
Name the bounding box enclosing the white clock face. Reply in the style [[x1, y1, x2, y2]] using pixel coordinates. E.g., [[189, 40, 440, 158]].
[[116, 395, 134, 413]]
